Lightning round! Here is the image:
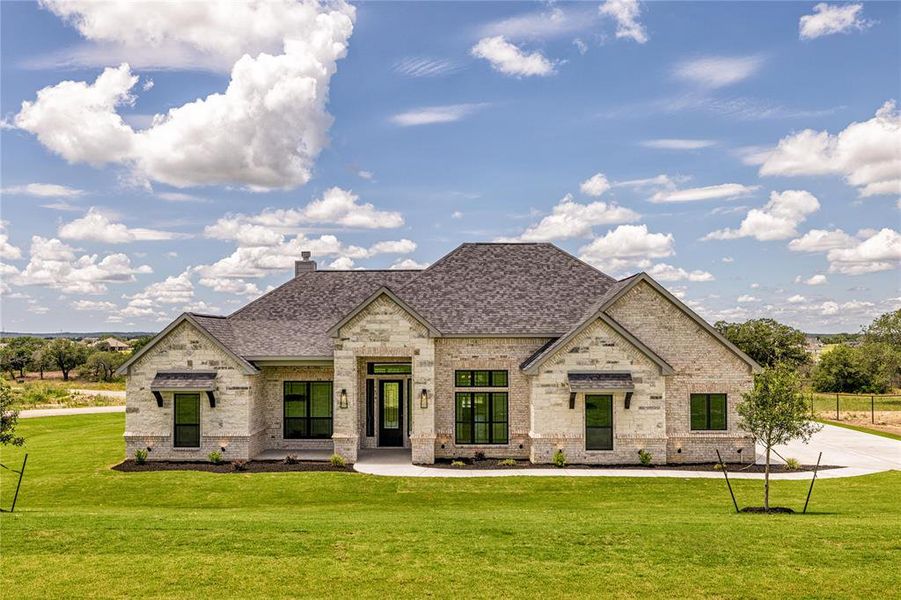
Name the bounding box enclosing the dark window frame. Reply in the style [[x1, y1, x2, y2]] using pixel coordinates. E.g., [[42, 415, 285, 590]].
[[454, 369, 508, 388], [690, 393, 728, 431], [585, 394, 613, 451], [367, 362, 412, 375], [283, 381, 334, 439], [454, 391, 508, 445], [173, 393, 201, 448]]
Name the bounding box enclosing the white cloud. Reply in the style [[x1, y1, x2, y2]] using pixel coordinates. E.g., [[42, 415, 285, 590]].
[[788, 229, 856, 252], [800, 3, 873, 40], [646, 263, 715, 282], [327, 256, 356, 270], [13, 236, 152, 294], [722, 256, 734, 263], [641, 139, 716, 150], [0, 222, 22, 260], [72, 299, 117, 311], [580, 173, 611, 197], [827, 228, 901, 275], [704, 190, 820, 241], [599, 0, 648, 44], [673, 55, 764, 89], [737, 295, 760, 303], [471, 36, 556, 77], [357, 170, 374, 181], [1, 183, 85, 198], [650, 183, 758, 203], [393, 57, 463, 78], [390, 258, 429, 270], [787, 294, 807, 304], [15, 2, 356, 191], [157, 192, 209, 203], [795, 274, 828, 286], [197, 277, 262, 297], [508, 194, 641, 242], [369, 239, 417, 255], [477, 5, 596, 41], [390, 103, 488, 127], [579, 225, 675, 272], [59, 208, 180, 243], [759, 101, 900, 197]]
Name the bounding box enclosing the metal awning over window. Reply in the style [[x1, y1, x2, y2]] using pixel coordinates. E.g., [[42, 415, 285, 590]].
[[150, 371, 217, 391], [567, 372, 634, 392]]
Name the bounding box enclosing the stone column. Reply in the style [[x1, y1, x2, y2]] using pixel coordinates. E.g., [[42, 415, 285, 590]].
[[410, 344, 436, 464], [332, 347, 359, 463]]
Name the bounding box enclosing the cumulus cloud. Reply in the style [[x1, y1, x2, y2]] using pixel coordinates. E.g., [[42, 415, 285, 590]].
[[787, 294, 807, 304], [506, 194, 641, 242], [800, 3, 873, 40], [599, 0, 648, 44], [72, 299, 117, 311], [579, 225, 675, 272], [580, 173, 611, 197], [650, 182, 758, 203], [704, 190, 820, 241], [0, 222, 22, 260], [795, 274, 828, 286], [788, 229, 856, 252], [737, 295, 760, 303], [118, 269, 195, 320], [196, 277, 262, 297], [826, 228, 901, 275], [1, 183, 85, 198], [646, 263, 715, 282], [390, 103, 488, 126], [390, 258, 430, 270], [14, 2, 356, 190], [59, 208, 180, 243], [759, 101, 900, 197], [12, 236, 152, 294], [673, 55, 764, 88], [470, 36, 556, 77]]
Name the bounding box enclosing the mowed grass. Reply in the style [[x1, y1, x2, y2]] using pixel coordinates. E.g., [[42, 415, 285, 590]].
[[1, 415, 899, 599]]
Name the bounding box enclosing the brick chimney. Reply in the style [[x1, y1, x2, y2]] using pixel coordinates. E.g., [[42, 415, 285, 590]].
[[295, 251, 316, 276]]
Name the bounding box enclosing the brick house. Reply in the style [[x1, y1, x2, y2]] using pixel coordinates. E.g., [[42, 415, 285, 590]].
[[117, 243, 759, 465]]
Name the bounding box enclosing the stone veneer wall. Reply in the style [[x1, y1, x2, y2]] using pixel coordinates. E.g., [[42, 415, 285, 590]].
[[606, 280, 755, 464], [124, 321, 256, 461], [256, 365, 335, 452], [529, 319, 668, 464], [433, 337, 550, 460], [333, 295, 435, 464]]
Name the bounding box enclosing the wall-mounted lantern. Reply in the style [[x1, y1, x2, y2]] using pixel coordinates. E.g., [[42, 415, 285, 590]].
[[569, 392, 576, 409], [420, 388, 429, 409], [624, 391, 633, 409], [339, 389, 348, 409]]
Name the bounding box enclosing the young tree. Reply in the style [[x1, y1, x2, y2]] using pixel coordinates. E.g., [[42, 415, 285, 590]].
[[0, 378, 25, 447], [738, 366, 821, 511], [45, 339, 89, 381], [82, 351, 127, 382], [29, 341, 52, 380], [714, 319, 810, 368]]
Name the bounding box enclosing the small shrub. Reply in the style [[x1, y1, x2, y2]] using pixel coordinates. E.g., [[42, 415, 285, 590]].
[[473, 450, 486, 461], [497, 458, 517, 467], [552, 449, 566, 468], [784, 457, 801, 471], [451, 460, 467, 467], [283, 454, 298, 465], [638, 449, 653, 466], [329, 453, 346, 467], [232, 460, 248, 472], [134, 448, 148, 464], [207, 450, 222, 464], [714, 463, 725, 471]]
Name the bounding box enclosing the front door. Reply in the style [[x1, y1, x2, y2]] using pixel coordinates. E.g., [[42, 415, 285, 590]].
[[378, 379, 403, 447]]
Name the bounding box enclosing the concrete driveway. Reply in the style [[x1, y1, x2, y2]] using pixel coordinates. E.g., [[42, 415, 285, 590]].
[[760, 422, 901, 472]]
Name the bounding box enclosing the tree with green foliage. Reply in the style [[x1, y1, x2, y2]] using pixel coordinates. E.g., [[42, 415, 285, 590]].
[[864, 309, 901, 347], [45, 339, 89, 381], [0, 337, 44, 378], [714, 318, 810, 368], [0, 378, 25, 447], [82, 351, 127, 382], [861, 309, 901, 391], [812, 345, 871, 393], [738, 365, 820, 511], [29, 340, 52, 379], [129, 335, 153, 355]]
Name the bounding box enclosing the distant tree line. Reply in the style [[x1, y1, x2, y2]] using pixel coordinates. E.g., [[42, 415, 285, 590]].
[[0, 336, 149, 382]]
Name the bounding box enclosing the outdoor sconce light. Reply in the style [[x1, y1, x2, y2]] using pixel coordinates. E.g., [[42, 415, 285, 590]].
[[145, 446, 153, 453], [569, 392, 576, 409], [339, 389, 348, 409], [152, 391, 163, 407], [624, 391, 633, 409], [207, 391, 216, 408], [220, 446, 226, 453], [420, 389, 428, 409]]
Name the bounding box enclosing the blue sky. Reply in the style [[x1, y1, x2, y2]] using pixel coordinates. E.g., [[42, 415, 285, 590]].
[[0, 0, 898, 333]]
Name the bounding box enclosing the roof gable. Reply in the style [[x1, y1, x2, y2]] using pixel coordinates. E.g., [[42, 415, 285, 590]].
[[327, 287, 440, 337]]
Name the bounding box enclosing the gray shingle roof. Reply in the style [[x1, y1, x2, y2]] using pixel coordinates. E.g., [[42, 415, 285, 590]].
[[177, 243, 620, 360]]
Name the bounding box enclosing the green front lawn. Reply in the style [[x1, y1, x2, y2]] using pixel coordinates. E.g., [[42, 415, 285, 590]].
[[1, 415, 899, 599]]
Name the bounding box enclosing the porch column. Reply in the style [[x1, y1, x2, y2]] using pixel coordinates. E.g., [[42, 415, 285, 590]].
[[409, 345, 436, 464], [332, 348, 359, 462]]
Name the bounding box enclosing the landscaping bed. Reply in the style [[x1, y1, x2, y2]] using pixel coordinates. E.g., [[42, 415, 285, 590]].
[[430, 458, 839, 472], [112, 459, 354, 473]]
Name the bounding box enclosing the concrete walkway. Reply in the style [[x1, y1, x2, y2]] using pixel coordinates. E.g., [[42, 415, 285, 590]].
[[355, 424, 899, 480], [19, 405, 125, 418]]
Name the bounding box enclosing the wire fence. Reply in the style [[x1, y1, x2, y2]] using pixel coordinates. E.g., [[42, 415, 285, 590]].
[[806, 392, 901, 426]]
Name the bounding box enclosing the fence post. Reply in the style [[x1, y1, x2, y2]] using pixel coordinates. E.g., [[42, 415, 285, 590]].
[[836, 393, 839, 421], [871, 395, 875, 424]]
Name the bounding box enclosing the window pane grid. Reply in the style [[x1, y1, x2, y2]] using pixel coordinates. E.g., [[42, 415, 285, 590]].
[[585, 394, 613, 450], [454, 391, 508, 445], [174, 393, 200, 448], [284, 381, 333, 439], [454, 369, 509, 387], [689, 393, 727, 430]]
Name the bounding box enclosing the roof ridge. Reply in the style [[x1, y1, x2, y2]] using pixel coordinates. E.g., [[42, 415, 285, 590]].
[[545, 243, 618, 285], [187, 312, 227, 319]]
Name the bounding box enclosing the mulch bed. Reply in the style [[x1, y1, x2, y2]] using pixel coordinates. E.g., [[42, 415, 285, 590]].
[[430, 459, 838, 473], [740, 506, 796, 514], [112, 460, 354, 473]]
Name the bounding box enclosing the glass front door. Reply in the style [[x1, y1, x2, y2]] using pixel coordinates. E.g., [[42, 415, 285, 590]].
[[378, 379, 403, 447]]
